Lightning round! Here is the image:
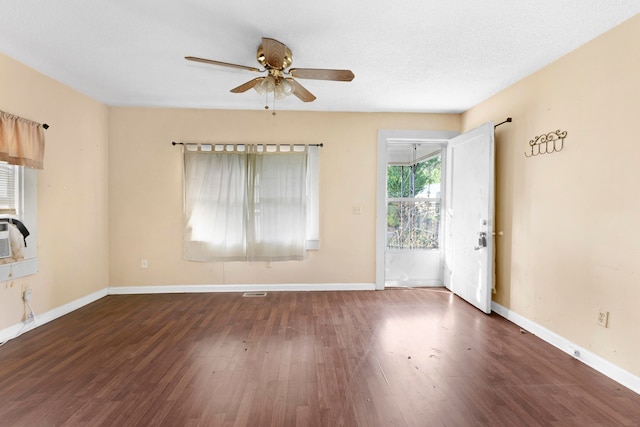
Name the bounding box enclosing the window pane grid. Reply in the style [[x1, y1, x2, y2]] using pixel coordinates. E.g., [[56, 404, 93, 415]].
[[387, 199, 441, 250], [0, 163, 17, 214]]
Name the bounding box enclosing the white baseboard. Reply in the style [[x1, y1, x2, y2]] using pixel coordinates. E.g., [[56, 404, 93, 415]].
[[0, 321, 30, 344], [492, 301, 640, 396], [385, 280, 442, 288], [0, 288, 108, 344], [108, 283, 376, 294]]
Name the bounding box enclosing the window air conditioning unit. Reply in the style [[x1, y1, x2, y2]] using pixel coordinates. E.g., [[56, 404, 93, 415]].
[[0, 223, 11, 258]]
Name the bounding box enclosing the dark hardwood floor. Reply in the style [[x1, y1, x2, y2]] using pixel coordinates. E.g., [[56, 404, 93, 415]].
[[0, 289, 639, 426]]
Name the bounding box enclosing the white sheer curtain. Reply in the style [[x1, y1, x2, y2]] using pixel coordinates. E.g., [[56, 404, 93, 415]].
[[183, 144, 309, 262], [247, 150, 307, 261], [183, 150, 247, 261]]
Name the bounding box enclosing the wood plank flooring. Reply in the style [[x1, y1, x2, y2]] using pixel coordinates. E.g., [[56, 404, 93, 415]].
[[1, 289, 639, 426]]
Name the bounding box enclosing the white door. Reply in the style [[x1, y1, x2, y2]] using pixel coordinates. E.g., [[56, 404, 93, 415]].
[[444, 122, 494, 313]]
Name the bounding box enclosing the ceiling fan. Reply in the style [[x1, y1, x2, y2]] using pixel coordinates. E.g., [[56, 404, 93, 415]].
[[185, 37, 355, 103]]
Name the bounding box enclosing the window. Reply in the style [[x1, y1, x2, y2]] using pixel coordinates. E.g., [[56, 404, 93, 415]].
[[387, 150, 441, 250], [0, 111, 42, 279], [0, 162, 38, 280], [183, 144, 319, 262], [0, 162, 20, 215]]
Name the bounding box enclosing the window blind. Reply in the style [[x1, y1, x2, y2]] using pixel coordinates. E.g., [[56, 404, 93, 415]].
[[0, 163, 16, 214]]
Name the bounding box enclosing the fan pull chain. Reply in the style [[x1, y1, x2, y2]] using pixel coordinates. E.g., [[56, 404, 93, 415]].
[[263, 91, 277, 115]]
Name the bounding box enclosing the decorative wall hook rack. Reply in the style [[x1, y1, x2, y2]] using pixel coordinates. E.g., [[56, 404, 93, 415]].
[[525, 129, 567, 157]]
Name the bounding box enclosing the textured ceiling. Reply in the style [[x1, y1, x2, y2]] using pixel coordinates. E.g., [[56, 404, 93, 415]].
[[1, 1, 639, 113]]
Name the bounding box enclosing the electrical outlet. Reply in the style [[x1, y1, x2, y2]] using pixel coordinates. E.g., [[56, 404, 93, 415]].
[[23, 289, 31, 302], [596, 309, 609, 328], [141, 259, 148, 269]]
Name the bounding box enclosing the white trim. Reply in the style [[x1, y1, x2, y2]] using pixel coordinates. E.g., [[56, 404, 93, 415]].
[[0, 288, 107, 344], [0, 320, 30, 344], [0, 257, 39, 282], [385, 279, 442, 288], [305, 239, 320, 250], [492, 302, 640, 396], [108, 283, 376, 294], [375, 133, 387, 291]]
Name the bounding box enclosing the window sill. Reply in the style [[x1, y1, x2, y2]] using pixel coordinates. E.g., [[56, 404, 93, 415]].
[[305, 240, 320, 250], [0, 258, 39, 282]]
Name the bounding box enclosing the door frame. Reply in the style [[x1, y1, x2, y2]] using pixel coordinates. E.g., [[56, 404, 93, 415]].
[[376, 129, 459, 290]]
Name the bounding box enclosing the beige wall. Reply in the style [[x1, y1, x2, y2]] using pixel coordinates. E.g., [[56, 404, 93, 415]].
[[108, 108, 460, 287], [463, 15, 640, 376], [0, 54, 109, 330]]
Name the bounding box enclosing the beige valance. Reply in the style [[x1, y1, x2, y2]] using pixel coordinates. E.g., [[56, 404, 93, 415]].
[[0, 111, 45, 169]]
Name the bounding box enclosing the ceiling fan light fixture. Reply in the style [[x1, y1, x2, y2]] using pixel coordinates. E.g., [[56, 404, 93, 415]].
[[254, 79, 266, 95], [254, 75, 275, 95], [274, 80, 294, 99], [255, 75, 294, 99], [274, 84, 286, 100], [281, 78, 294, 95], [186, 37, 353, 106]]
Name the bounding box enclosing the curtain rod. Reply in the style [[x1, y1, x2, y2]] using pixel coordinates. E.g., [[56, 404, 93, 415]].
[[171, 142, 323, 147], [495, 117, 512, 128], [0, 110, 49, 129]]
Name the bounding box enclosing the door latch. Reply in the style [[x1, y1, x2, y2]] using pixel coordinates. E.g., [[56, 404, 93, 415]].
[[474, 231, 487, 250]]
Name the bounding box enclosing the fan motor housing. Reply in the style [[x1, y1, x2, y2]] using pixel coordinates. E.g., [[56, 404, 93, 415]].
[[257, 44, 292, 69]]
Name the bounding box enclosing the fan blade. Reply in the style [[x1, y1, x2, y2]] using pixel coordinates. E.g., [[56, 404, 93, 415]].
[[185, 56, 260, 72], [289, 79, 316, 102], [261, 37, 287, 69], [289, 68, 355, 82], [231, 77, 264, 93]]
